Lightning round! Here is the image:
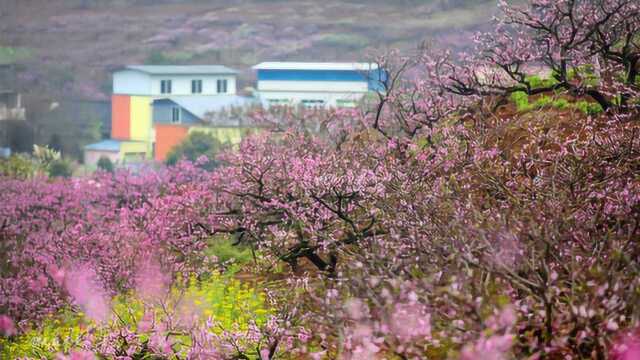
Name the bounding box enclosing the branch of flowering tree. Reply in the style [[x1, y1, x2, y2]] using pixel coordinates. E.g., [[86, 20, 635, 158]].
[[419, 0, 640, 115]]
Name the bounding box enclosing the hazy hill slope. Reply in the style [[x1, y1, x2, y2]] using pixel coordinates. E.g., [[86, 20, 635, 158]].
[[0, 0, 497, 100]]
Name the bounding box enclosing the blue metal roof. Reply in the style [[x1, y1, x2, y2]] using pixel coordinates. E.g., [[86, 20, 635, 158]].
[[85, 140, 122, 152], [153, 95, 256, 119], [84, 139, 147, 152]]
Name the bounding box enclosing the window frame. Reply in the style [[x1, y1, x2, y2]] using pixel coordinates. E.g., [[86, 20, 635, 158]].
[[217, 79, 228, 94], [171, 106, 181, 124], [191, 79, 203, 94], [301, 99, 325, 108], [161, 79, 172, 94], [336, 99, 357, 108]]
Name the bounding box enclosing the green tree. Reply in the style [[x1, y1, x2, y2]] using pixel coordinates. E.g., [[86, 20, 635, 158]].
[[96, 156, 114, 173], [165, 131, 223, 170]]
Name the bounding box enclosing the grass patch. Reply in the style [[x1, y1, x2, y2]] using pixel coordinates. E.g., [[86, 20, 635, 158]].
[[510, 91, 603, 115], [207, 235, 254, 266]]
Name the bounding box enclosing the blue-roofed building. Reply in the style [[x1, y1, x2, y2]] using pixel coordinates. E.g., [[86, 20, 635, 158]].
[[84, 139, 148, 166], [252, 62, 387, 108]]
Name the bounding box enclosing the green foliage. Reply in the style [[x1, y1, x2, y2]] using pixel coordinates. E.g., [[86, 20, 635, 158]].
[[207, 236, 254, 266], [48, 159, 73, 178], [552, 98, 569, 110], [574, 100, 603, 115], [510, 90, 602, 115], [510, 91, 531, 112], [96, 156, 114, 173], [0, 154, 38, 179], [533, 95, 553, 108], [0, 46, 33, 65], [525, 75, 558, 89], [166, 131, 224, 170]]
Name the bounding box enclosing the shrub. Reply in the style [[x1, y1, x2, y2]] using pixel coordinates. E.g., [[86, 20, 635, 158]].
[[0, 154, 37, 179], [96, 156, 114, 173], [47, 159, 73, 178]]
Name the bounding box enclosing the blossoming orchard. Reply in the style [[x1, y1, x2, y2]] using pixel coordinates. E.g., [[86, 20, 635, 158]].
[[1, 0, 640, 359]]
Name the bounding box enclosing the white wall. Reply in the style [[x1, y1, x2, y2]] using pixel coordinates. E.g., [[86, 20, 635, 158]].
[[149, 75, 237, 96], [258, 91, 367, 108], [114, 72, 237, 96], [113, 70, 152, 95], [257, 80, 369, 93]]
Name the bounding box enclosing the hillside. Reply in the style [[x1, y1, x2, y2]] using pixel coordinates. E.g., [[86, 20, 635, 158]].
[[0, 0, 497, 101]]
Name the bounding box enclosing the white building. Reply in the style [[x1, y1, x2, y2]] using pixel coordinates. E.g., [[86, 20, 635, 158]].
[[252, 62, 386, 108]]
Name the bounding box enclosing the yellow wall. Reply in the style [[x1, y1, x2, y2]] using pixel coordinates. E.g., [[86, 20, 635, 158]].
[[119, 141, 148, 154], [188, 126, 254, 145], [119, 141, 149, 163], [129, 96, 153, 157]]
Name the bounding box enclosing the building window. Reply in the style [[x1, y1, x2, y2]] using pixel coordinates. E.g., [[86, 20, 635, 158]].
[[171, 107, 181, 123], [191, 79, 202, 94], [336, 99, 357, 108], [301, 99, 325, 108], [123, 152, 146, 163], [161, 80, 172, 94], [268, 99, 290, 105], [217, 79, 228, 94]]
